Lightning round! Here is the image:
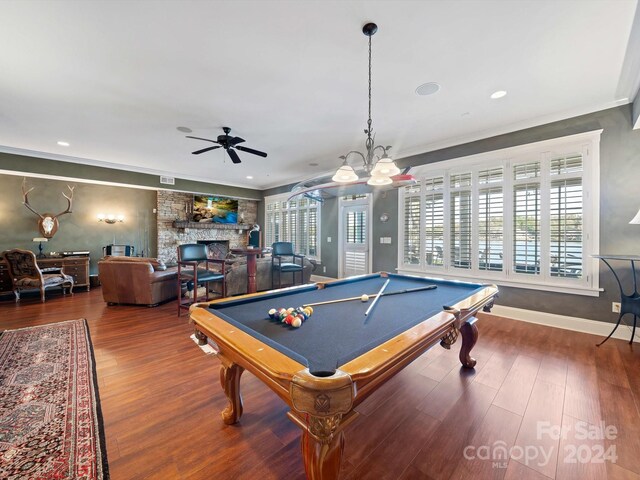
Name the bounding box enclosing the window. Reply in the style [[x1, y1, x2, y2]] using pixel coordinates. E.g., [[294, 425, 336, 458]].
[[398, 131, 601, 295], [264, 194, 320, 259]]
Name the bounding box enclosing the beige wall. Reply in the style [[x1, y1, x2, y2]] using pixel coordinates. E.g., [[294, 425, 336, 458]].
[[0, 174, 157, 273]]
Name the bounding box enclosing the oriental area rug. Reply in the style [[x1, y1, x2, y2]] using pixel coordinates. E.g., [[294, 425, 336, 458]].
[[0, 319, 109, 479]]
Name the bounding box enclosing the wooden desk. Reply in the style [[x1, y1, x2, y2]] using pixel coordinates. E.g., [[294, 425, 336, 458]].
[[0, 254, 91, 296]]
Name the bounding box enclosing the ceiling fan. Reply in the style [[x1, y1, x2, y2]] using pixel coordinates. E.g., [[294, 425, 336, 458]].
[[186, 127, 267, 164]]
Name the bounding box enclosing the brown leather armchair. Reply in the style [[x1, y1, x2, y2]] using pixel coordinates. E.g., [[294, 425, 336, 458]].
[[98, 257, 178, 307]]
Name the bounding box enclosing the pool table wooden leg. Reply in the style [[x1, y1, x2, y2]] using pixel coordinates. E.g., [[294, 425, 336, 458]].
[[219, 360, 244, 425], [459, 318, 478, 368], [301, 414, 344, 480]]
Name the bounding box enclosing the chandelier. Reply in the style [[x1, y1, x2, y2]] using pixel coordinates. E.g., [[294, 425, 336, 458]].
[[332, 22, 400, 186]]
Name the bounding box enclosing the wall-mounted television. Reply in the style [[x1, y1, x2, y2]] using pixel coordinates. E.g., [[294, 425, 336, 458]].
[[192, 195, 238, 224]]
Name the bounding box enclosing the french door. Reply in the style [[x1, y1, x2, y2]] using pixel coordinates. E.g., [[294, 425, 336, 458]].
[[339, 196, 371, 278]]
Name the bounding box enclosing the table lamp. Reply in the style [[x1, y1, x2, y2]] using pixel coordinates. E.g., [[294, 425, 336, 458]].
[[33, 237, 48, 258]]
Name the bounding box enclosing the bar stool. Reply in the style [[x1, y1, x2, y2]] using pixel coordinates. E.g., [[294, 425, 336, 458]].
[[271, 242, 304, 289], [177, 244, 226, 316]]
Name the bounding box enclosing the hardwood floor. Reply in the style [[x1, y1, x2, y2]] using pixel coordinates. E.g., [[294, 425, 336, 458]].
[[2, 289, 639, 479]]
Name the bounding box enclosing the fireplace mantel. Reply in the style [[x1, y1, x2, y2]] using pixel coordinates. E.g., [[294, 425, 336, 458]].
[[172, 221, 252, 231]]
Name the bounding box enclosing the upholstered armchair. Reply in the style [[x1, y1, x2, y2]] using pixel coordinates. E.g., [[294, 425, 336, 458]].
[[271, 242, 305, 289], [3, 248, 74, 302]]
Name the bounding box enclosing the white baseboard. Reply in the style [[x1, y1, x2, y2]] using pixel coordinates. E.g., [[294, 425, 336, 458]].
[[488, 305, 639, 344]]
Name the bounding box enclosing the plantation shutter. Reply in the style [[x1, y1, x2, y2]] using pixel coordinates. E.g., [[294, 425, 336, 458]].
[[550, 154, 583, 278], [308, 205, 318, 257], [513, 161, 541, 275], [450, 173, 472, 270], [478, 167, 504, 272], [265, 202, 275, 247], [403, 185, 421, 266], [264, 195, 321, 259], [346, 210, 367, 244], [298, 208, 308, 256], [424, 177, 444, 267]]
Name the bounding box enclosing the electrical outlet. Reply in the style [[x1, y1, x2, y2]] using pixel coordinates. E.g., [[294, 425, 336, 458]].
[[323, 266, 326, 273], [327, 237, 332, 243], [612, 302, 621, 313]]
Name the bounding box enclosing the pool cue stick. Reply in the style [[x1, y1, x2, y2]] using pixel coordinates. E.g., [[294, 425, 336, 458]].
[[378, 284, 437, 296], [303, 295, 374, 307], [365, 279, 390, 316], [301, 284, 438, 308]]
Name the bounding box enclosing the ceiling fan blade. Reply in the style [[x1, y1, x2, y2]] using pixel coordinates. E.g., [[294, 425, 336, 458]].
[[227, 148, 242, 164], [229, 136, 245, 146], [192, 145, 221, 155], [186, 135, 220, 144], [235, 145, 268, 158]]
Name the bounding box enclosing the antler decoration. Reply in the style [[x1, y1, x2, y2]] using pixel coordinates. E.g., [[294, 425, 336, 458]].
[[21, 178, 75, 238], [22, 178, 43, 219], [56, 185, 75, 217]]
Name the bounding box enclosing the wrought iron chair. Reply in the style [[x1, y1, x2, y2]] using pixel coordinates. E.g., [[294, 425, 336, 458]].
[[177, 244, 226, 316], [3, 248, 74, 302], [271, 242, 305, 289]]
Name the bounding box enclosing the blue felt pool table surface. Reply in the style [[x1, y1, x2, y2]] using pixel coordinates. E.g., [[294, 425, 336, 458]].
[[207, 273, 485, 374]]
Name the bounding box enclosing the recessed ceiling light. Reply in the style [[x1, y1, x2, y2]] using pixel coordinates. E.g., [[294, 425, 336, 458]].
[[415, 82, 441, 96], [490, 90, 507, 99], [177, 126, 192, 133], [246, 175, 254, 180], [57, 141, 70, 147], [309, 162, 319, 167], [461, 112, 471, 117]]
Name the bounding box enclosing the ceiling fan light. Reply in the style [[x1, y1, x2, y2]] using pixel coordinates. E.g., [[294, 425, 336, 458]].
[[332, 164, 359, 183], [367, 174, 393, 186], [371, 157, 400, 176]]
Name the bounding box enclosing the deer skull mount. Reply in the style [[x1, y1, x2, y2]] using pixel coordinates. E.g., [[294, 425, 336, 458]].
[[22, 178, 75, 238]]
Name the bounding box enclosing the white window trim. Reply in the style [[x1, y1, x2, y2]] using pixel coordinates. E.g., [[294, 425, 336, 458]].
[[263, 192, 322, 261], [397, 130, 602, 296]]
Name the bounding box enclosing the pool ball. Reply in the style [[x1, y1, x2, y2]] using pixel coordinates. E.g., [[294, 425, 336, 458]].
[[292, 317, 302, 328], [268, 308, 277, 319]]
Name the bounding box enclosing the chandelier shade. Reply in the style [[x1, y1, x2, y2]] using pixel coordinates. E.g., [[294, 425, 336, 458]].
[[367, 174, 393, 186], [332, 163, 359, 183], [371, 157, 401, 177]]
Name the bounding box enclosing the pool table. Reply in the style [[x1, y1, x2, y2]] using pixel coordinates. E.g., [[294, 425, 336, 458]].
[[190, 272, 498, 479]]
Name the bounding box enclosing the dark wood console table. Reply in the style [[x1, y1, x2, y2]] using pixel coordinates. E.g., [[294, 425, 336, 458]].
[[0, 254, 91, 296]]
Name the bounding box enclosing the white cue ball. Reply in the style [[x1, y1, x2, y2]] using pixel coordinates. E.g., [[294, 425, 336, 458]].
[[361, 294, 369, 302], [292, 317, 302, 328]]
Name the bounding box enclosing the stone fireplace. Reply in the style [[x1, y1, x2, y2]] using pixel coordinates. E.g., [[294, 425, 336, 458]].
[[156, 190, 258, 264]]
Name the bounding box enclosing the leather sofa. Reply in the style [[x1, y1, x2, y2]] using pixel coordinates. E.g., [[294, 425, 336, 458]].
[[98, 256, 178, 307]]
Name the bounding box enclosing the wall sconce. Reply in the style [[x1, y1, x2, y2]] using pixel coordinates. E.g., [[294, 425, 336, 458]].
[[97, 213, 124, 224]]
